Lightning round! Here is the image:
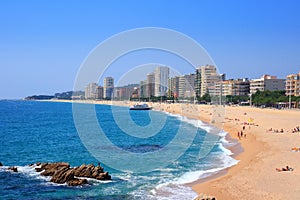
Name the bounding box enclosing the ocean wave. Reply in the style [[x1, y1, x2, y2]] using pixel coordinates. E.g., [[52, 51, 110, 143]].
[[217, 143, 233, 155]]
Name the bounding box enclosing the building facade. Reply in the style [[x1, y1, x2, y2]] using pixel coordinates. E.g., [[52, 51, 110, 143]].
[[178, 74, 195, 99], [168, 76, 179, 99], [286, 72, 300, 97], [103, 77, 114, 99], [95, 86, 103, 99], [154, 66, 170, 97], [250, 75, 285, 95], [195, 65, 222, 97], [146, 73, 155, 98], [85, 83, 98, 99], [211, 79, 250, 96]]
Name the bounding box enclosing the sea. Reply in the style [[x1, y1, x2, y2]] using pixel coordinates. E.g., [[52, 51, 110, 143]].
[[0, 100, 238, 199]]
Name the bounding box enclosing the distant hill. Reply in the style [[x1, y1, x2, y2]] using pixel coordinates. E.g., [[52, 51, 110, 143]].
[[24, 95, 54, 100], [25, 91, 85, 100]]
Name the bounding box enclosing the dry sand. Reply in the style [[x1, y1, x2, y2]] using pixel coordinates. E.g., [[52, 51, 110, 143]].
[[44, 100, 300, 199], [191, 106, 300, 200]]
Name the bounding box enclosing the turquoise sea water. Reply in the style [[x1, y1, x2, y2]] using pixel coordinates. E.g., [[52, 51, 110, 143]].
[[0, 100, 237, 199]]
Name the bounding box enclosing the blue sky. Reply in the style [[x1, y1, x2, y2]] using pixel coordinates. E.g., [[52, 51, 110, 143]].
[[1, 0, 300, 99]]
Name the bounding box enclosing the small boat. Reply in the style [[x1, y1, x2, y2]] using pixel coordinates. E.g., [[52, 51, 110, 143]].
[[129, 103, 152, 110]]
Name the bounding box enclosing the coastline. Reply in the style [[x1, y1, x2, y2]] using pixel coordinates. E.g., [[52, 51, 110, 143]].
[[35, 99, 300, 199]]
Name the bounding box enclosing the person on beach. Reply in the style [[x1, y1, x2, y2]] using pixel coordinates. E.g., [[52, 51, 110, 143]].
[[276, 166, 293, 172], [241, 131, 243, 138], [238, 131, 241, 140]]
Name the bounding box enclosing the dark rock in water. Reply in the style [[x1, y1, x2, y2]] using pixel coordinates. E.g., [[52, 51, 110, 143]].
[[51, 168, 74, 184], [40, 162, 70, 176], [71, 164, 111, 180], [36, 162, 41, 166], [67, 178, 88, 186], [0, 162, 3, 166], [35, 167, 43, 172], [34, 162, 111, 186], [8, 166, 18, 172]]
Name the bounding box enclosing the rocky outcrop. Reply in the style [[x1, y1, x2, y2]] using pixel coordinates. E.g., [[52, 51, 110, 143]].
[[67, 178, 88, 186], [34, 162, 111, 186], [72, 164, 111, 180], [39, 162, 70, 176], [0, 162, 3, 166]]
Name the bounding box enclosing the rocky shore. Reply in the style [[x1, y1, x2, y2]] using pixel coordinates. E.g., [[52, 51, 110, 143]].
[[2, 162, 111, 186]]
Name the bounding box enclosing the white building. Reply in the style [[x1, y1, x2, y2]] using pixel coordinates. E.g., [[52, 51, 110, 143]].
[[154, 66, 169, 97], [85, 83, 98, 99], [196, 65, 222, 97], [146, 73, 155, 98], [250, 75, 285, 95], [103, 77, 114, 99]]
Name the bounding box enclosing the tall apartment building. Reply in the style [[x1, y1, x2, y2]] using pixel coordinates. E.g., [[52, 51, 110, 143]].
[[250, 75, 285, 95], [168, 76, 179, 98], [139, 80, 147, 98], [178, 74, 195, 99], [103, 77, 114, 99], [146, 73, 155, 98], [195, 65, 223, 97], [286, 72, 300, 97], [95, 86, 103, 99], [154, 66, 170, 97], [85, 83, 98, 99]]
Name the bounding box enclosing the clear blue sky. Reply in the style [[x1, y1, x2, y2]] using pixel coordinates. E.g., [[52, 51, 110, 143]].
[[1, 0, 300, 99]]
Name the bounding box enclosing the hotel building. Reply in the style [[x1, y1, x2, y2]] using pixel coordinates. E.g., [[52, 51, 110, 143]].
[[250, 75, 285, 95], [85, 83, 98, 99], [168, 76, 179, 99], [103, 77, 114, 99], [178, 74, 195, 99], [195, 65, 224, 97], [154, 66, 170, 97], [286, 72, 300, 97]]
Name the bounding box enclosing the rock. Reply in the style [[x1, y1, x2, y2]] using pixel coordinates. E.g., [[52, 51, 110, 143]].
[[8, 166, 18, 172], [40, 162, 70, 176], [28, 162, 110, 186], [79, 164, 94, 177], [36, 162, 41, 166], [67, 178, 88, 186], [35, 167, 43, 172], [0, 162, 3, 166], [72, 164, 86, 177], [96, 172, 111, 180], [51, 168, 74, 184]]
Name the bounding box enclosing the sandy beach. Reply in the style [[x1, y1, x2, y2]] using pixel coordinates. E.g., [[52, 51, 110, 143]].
[[45, 100, 300, 199], [192, 106, 300, 199]]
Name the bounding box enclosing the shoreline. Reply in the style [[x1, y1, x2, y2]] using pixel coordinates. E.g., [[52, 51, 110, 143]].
[[35, 99, 243, 196], [33, 99, 300, 199]]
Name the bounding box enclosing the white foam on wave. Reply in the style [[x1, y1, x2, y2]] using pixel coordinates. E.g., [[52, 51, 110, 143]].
[[13, 165, 51, 181], [163, 110, 217, 135], [218, 143, 233, 155], [149, 184, 198, 200]]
